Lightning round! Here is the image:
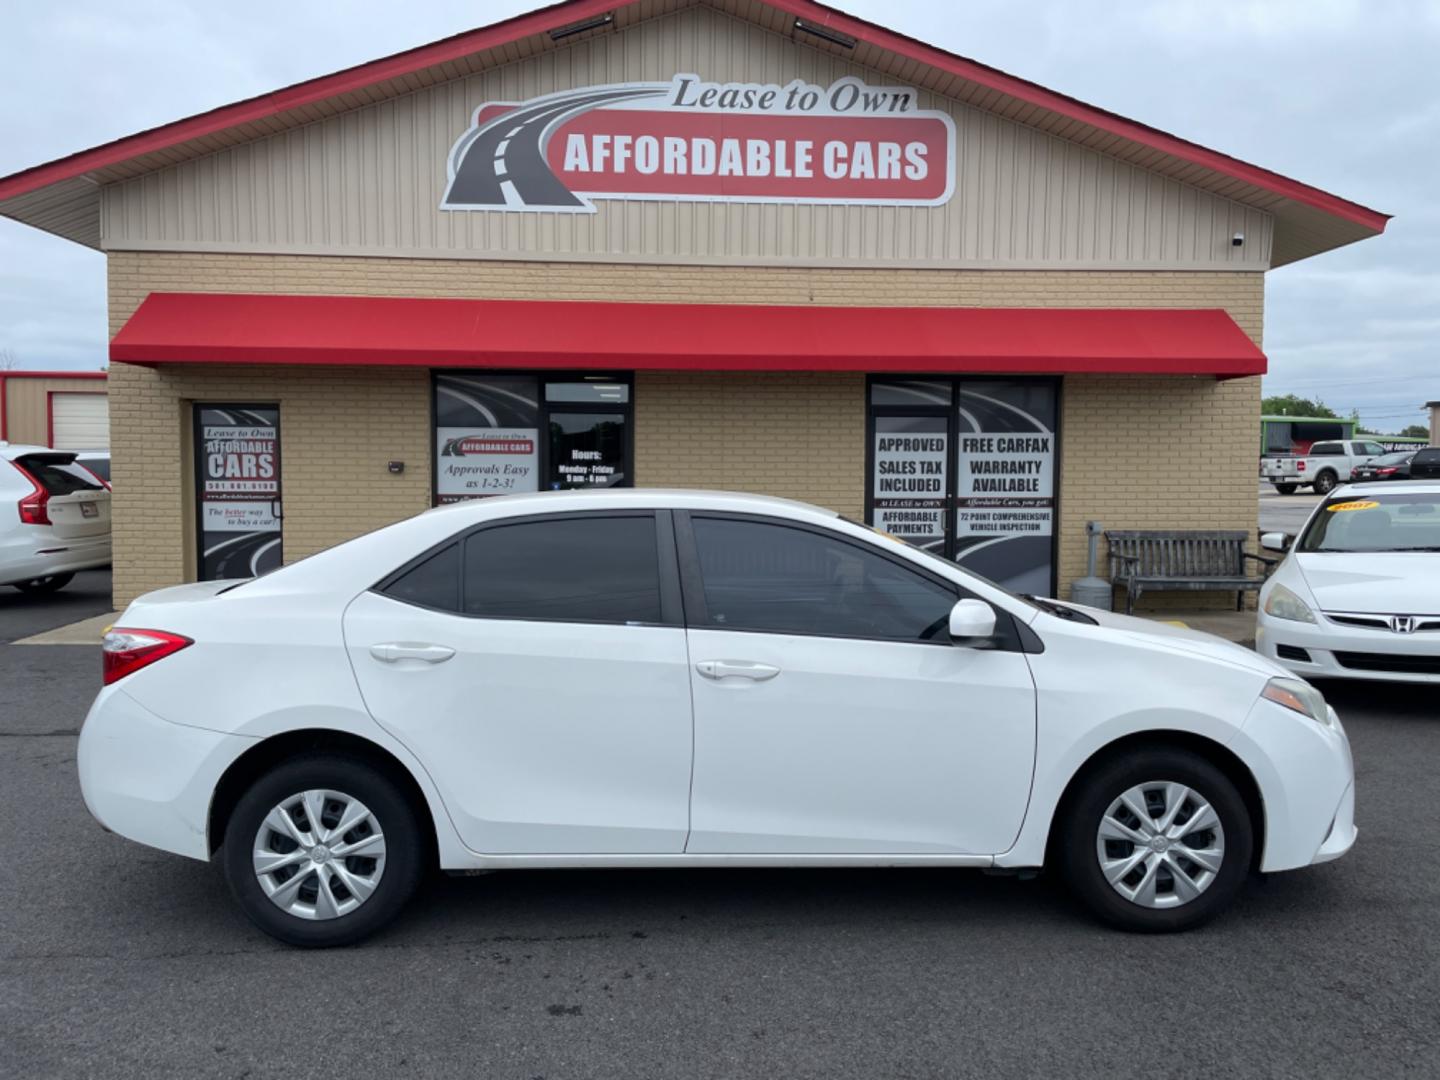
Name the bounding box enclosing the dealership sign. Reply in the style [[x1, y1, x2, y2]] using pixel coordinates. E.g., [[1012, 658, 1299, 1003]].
[[441, 75, 955, 212]]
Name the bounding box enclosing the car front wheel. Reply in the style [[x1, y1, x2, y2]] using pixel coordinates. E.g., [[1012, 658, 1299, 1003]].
[[1059, 748, 1253, 932], [220, 754, 426, 947]]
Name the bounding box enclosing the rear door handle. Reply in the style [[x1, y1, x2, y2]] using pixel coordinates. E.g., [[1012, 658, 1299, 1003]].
[[370, 643, 456, 664], [696, 660, 780, 681]]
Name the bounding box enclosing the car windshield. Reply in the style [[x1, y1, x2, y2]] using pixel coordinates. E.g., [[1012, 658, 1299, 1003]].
[[1297, 491, 1440, 553]]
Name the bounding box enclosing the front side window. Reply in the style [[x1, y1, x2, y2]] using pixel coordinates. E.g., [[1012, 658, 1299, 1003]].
[[1359, 442, 1386, 457], [690, 516, 958, 642], [463, 515, 661, 624]]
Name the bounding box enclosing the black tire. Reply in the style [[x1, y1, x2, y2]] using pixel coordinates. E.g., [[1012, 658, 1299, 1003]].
[[1058, 748, 1253, 933], [220, 753, 426, 947], [13, 572, 74, 594], [1272, 484, 1297, 496], [1312, 471, 1338, 495]]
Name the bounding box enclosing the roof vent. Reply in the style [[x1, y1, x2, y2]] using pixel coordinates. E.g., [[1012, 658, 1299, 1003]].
[[549, 12, 614, 41], [794, 19, 856, 49]]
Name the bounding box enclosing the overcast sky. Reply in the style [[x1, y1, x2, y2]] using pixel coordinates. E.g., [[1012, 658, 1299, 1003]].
[[1, 0, 1435, 431]]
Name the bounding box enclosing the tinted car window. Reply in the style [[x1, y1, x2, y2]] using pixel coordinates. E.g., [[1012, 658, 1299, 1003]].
[[690, 517, 958, 642], [1310, 443, 1340, 456], [382, 543, 461, 612], [16, 454, 105, 495], [464, 515, 661, 624]]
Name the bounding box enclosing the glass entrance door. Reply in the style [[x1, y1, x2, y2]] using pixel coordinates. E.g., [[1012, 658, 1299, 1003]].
[[867, 378, 1058, 595], [194, 404, 283, 581]]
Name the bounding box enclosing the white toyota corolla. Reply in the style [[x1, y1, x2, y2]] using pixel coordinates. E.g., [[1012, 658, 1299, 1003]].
[[80, 490, 1354, 946], [1258, 482, 1440, 682]]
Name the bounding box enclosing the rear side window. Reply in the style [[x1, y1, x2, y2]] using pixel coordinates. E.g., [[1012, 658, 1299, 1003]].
[[17, 454, 104, 494], [1310, 443, 1341, 456], [81, 458, 110, 482], [464, 515, 661, 624], [382, 543, 461, 612]]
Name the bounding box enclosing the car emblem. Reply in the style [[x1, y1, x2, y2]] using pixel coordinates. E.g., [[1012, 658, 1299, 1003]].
[[1390, 616, 1416, 634]]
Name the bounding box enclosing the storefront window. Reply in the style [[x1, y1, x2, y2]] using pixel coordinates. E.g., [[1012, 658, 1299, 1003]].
[[867, 378, 1058, 594], [433, 373, 633, 503]]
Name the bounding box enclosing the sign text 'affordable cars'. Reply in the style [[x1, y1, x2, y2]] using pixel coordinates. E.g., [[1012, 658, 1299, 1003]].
[[442, 75, 955, 212]]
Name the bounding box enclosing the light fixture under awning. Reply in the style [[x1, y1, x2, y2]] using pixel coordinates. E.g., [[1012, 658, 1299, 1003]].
[[110, 293, 1266, 379]]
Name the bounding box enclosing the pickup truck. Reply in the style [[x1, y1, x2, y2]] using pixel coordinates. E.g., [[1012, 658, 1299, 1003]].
[[1259, 438, 1387, 495]]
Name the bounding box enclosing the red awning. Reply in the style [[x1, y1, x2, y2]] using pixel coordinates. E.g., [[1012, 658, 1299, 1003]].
[[110, 292, 1265, 378]]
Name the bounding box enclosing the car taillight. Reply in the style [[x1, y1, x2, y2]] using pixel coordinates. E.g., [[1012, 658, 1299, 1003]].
[[13, 463, 49, 525], [1378, 467, 1396, 476], [102, 628, 193, 685], [1297, 461, 1306, 471]]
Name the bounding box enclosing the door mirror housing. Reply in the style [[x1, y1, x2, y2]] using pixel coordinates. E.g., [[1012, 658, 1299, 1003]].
[[949, 599, 997, 646], [1260, 531, 1291, 553]]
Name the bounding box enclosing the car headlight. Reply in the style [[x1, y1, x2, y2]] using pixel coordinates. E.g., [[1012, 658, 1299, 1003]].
[[1263, 583, 1316, 623], [1262, 677, 1333, 728]]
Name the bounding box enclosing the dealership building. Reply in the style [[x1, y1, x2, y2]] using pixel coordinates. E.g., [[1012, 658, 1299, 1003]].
[[0, 0, 1387, 606]]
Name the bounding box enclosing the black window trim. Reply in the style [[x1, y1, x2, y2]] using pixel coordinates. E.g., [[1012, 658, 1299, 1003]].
[[673, 509, 1035, 653], [372, 508, 683, 628]]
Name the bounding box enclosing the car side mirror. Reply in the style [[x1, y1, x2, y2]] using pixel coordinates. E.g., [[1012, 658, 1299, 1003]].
[[1260, 531, 1291, 553], [949, 599, 997, 646]]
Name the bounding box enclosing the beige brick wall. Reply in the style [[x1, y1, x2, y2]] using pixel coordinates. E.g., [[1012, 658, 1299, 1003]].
[[107, 251, 1263, 608], [108, 363, 430, 604]]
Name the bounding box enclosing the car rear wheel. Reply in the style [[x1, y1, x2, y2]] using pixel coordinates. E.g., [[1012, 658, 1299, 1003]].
[[1313, 471, 1338, 495], [1272, 484, 1297, 496], [220, 754, 425, 947], [1059, 749, 1253, 932], [13, 572, 74, 594]]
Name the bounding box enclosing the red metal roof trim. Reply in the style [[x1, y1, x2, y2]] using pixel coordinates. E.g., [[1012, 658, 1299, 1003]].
[[0, 0, 1388, 234], [110, 293, 1266, 379]]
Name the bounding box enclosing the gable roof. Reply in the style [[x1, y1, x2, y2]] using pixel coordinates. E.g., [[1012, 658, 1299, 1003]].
[[0, 0, 1388, 265]]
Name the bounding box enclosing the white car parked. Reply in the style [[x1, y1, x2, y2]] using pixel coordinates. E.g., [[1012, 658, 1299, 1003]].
[[1258, 481, 1440, 682], [0, 442, 111, 593], [80, 490, 1355, 946]]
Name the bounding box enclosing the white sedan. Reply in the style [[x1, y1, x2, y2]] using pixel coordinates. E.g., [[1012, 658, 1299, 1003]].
[[1258, 481, 1440, 682], [80, 490, 1354, 946]]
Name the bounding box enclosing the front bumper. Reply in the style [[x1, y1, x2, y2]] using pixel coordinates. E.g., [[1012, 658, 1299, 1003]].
[[1257, 611, 1440, 684], [77, 685, 258, 861], [1231, 698, 1355, 872]]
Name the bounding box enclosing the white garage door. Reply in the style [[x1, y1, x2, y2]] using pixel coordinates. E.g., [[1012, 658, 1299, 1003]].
[[51, 393, 110, 451]]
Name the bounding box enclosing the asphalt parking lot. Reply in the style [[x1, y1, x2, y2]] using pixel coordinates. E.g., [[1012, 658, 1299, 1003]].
[[2, 580, 1438, 1078], [1257, 482, 1324, 536]]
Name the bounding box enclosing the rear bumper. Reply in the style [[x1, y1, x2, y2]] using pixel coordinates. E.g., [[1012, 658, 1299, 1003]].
[[0, 531, 111, 585], [77, 686, 257, 861]]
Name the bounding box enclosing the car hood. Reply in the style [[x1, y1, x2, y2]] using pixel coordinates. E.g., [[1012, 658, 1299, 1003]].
[[1294, 552, 1440, 614], [1052, 603, 1282, 679]]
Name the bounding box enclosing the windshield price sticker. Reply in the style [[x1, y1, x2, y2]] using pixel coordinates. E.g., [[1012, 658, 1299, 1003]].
[[1326, 500, 1380, 513]]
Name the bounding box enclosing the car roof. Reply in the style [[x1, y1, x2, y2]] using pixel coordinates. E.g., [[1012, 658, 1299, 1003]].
[[1332, 480, 1440, 496], [0, 442, 68, 460], [423, 487, 843, 524]]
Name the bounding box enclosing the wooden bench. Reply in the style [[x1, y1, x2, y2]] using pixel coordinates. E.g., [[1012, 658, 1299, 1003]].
[[1105, 530, 1276, 615]]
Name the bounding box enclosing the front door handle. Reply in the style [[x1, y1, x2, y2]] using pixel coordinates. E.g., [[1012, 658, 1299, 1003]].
[[370, 642, 456, 664], [696, 660, 780, 681]]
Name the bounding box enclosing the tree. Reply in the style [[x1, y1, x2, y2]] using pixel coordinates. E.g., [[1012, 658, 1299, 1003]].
[[1400, 424, 1430, 439], [0, 347, 17, 370], [1261, 394, 1337, 418]]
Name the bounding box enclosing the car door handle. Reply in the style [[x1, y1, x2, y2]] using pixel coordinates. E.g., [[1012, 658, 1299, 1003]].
[[369, 643, 456, 664], [696, 660, 780, 681]]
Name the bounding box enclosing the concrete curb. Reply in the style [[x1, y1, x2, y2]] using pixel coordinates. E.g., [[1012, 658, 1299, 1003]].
[[14, 612, 119, 646]]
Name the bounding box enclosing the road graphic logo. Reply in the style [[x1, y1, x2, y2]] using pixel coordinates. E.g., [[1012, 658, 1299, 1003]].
[[441, 75, 955, 212]]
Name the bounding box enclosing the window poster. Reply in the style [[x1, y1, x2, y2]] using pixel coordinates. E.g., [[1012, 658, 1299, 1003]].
[[435, 375, 541, 502], [196, 405, 283, 581], [872, 416, 947, 554], [954, 381, 1057, 595]]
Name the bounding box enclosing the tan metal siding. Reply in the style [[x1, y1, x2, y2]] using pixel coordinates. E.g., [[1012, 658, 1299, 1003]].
[[2, 378, 108, 448], [101, 5, 1272, 270]]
